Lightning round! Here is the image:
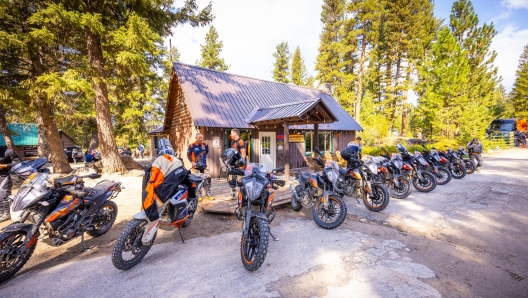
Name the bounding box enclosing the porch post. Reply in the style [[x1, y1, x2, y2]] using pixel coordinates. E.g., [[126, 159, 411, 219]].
[[314, 123, 319, 151], [284, 120, 290, 182]]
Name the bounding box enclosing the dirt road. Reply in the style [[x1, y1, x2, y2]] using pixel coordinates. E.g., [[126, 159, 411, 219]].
[[0, 148, 526, 297]]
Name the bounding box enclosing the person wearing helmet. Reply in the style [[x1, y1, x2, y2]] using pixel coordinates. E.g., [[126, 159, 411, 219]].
[[347, 136, 363, 159], [0, 148, 22, 222], [187, 133, 213, 201], [221, 148, 245, 200], [227, 129, 247, 200], [466, 137, 483, 172]]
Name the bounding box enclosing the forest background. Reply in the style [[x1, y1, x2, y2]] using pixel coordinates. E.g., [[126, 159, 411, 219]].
[[0, 0, 527, 173]]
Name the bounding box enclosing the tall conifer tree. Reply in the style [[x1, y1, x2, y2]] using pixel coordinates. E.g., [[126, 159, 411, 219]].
[[511, 44, 528, 118], [196, 26, 229, 71], [272, 42, 291, 83], [291, 46, 308, 86]]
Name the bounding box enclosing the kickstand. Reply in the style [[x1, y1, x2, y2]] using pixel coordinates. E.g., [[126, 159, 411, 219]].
[[269, 230, 278, 241], [80, 233, 90, 252], [178, 227, 185, 243]]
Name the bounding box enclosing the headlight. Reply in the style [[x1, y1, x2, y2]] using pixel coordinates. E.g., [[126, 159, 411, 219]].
[[11, 173, 48, 212], [244, 178, 264, 201], [325, 169, 338, 184], [367, 163, 378, 174]]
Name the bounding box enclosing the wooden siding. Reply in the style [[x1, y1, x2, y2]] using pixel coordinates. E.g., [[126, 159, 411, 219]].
[[334, 131, 356, 152], [59, 132, 75, 148]]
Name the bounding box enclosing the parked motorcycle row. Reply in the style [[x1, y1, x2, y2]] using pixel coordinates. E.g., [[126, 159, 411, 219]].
[[0, 142, 480, 282]]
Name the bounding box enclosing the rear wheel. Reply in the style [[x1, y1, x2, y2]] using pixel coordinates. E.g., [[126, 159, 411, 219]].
[[412, 171, 437, 192], [363, 184, 390, 212], [312, 196, 347, 229], [388, 177, 412, 199], [435, 166, 452, 185], [112, 219, 156, 271], [464, 160, 476, 174], [241, 217, 269, 272], [0, 230, 37, 283], [290, 186, 303, 211], [87, 201, 118, 237], [451, 162, 467, 179]]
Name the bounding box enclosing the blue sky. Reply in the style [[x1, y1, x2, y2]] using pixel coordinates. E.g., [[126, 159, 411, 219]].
[[167, 0, 528, 93]]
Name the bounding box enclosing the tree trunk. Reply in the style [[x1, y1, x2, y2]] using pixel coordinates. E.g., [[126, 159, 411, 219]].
[[36, 111, 50, 158], [401, 62, 412, 136], [38, 98, 73, 173], [0, 106, 20, 156], [355, 30, 368, 122], [28, 45, 72, 173], [86, 29, 127, 173], [89, 131, 99, 151]]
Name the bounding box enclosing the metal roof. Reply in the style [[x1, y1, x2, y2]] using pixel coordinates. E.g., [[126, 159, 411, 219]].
[[171, 62, 363, 131], [147, 126, 166, 135], [245, 98, 338, 125], [0, 124, 38, 146]]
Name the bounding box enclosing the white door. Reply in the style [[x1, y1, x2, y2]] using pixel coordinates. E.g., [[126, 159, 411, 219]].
[[259, 132, 276, 171]]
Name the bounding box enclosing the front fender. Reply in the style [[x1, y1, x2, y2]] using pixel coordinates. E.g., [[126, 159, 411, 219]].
[[251, 211, 268, 221], [133, 210, 148, 220], [2, 222, 35, 234]]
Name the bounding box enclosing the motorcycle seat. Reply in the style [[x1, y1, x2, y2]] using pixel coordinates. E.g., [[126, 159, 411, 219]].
[[83, 181, 115, 202], [187, 174, 203, 183], [338, 168, 348, 176], [54, 176, 81, 188]]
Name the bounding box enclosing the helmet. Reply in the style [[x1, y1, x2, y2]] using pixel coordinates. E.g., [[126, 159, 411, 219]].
[[157, 138, 175, 156], [341, 144, 360, 160], [396, 143, 407, 153], [194, 161, 207, 171], [222, 148, 244, 167]]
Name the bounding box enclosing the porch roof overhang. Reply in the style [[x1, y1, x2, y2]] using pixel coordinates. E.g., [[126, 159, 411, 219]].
[[245, 98, 338, 126], [147, 126, 169, 136]]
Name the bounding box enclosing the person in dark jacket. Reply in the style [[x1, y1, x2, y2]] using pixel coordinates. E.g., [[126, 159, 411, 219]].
[[228, 129, 247, 200], [187, 133, 213, 201], [466, 138, 483, 172], [0, 149, 22, 222]]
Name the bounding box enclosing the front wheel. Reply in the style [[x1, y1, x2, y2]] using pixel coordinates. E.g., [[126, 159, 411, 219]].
[[241, 217, 269, 272], [363, 184, 390, 212], [450, 162, 467, 179], [0, 230, 37, 283], [412, 171, 437, 192], [388, 177, 412, 199], [290, 186, 303, 211], [87, 201, 118, 237], [435, 166, 452, 185], [312, 196, 347, 229], [112, 219, 156, 271]]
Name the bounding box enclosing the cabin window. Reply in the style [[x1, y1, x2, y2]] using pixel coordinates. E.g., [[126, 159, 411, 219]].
[[305, 131, 332, 154]]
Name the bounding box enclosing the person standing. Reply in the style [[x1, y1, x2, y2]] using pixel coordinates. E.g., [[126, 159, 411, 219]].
[[228, 129, 247, 200], [138, 143, 145, 159], [0, 149, 22, 222], [187, 133, 214, 201], [466, 138, 483, 172]]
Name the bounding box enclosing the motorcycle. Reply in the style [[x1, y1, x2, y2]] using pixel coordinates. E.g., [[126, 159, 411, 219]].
[[374, 148, 412, 199], [336, 153, 390, 212], [232, 162, 285, 271], [0, 168, 121, 283], [396, 143, 437, 193], [290, 147, 347, 228], [421, 149, 452, 185], [455, 146, 476, 174], [438, 149, 467, 179], [514, 131, 526, 147], [112, 160, 201, 271]]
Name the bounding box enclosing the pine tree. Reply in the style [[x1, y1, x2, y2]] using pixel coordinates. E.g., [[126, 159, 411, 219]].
[[272, 42, 291, 83], [449, 0, 498, 135], [315, 0, 346, 86], [30, 0, 213, 173], [291, 46, 308, 86], [196, 26, 229, 71], [511, 44, 528, 118]]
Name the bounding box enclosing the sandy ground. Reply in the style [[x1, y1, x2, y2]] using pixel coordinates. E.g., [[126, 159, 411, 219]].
[[0, 149, 527, 297]]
